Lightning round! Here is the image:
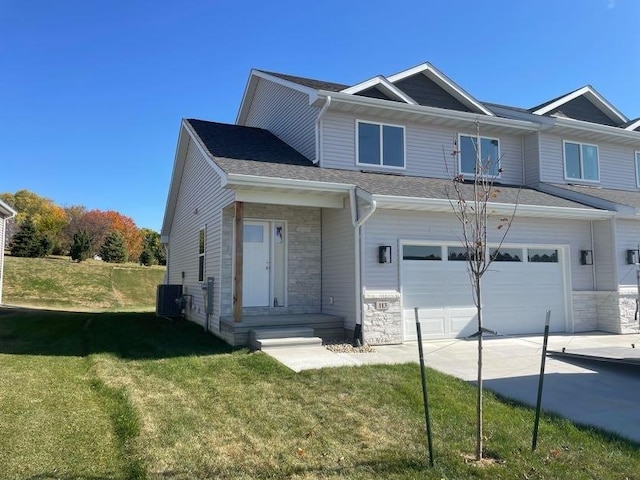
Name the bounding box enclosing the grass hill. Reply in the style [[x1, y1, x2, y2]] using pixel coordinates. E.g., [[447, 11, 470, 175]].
[[2, 255, 165, 311]]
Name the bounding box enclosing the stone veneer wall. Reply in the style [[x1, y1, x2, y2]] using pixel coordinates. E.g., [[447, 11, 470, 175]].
[[362, 291, 402, 345], [220, 203, 322, 317], [573, 290, 640, 334]]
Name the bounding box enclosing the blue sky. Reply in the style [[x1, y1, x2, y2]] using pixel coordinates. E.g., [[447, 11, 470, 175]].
[[1, 0, 638, 231]]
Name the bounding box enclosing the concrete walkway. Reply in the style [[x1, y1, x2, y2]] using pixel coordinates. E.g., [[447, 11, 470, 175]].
[[262, 332, 640, 443]]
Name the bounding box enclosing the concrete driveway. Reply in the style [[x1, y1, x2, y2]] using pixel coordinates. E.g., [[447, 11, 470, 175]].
[[263, 332, 640, 443]]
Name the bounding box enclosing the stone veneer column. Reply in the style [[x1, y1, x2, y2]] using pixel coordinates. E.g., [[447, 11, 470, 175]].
[[362, 291, 402, 345]]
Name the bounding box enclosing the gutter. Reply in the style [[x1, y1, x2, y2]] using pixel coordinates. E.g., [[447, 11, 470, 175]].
[[225, 173, 353, 193], [371, 194, 614, 220], [350, 187, 377, 346], [312, 90, 542, 132], [314, 96, 331, 165]]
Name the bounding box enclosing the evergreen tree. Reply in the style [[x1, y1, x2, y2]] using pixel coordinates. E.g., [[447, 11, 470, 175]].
[[10, 217, 38, 257], [70, 230, 91, 262], [139, 247, 155, 266], [100, 231, 127, 263]]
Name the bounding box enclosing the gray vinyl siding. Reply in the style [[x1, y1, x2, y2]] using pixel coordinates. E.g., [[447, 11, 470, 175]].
[[244, 77, 318, 160], [548, 96, 618, 126], [394, 74, 472, 111], [523, 133, 540, 186], [322, 112, 525, 184], [321, 205, 356, 328], [166, 137, 234, 329], [614, 218, 640, 286], [539, 132, 639, 188], [593, 219, 617, 290], [0, 217, 5, 304], [362, 210, 594, 291]]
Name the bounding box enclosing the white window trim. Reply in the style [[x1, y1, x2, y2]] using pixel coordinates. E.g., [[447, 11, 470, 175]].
[[355, 119, 406, 170], [635, 151, 640, 188], [198, 226, 206, 282], [562, 140, 600, 183], [457, 133, 502, 178]]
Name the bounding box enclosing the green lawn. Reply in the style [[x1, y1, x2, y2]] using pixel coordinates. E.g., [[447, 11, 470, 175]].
[[2, 255, 165, 311], [0, 308, 638, 479]]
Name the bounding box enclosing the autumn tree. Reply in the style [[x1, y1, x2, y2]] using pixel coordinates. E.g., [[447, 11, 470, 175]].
[[445, 122, 518, 461], [1, 190, 66, 252], [104, 211, 143, 261]]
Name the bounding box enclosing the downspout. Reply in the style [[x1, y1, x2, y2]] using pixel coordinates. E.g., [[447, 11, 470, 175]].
[[314, 96, 332, 165], [350, 187, 377, 346]]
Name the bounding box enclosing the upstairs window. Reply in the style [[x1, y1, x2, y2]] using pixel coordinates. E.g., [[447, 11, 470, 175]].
[[636, 152, 640, 188], [357, 121, 405, 168], [564, 141, 599, 181], [459, 135, 500, 176]]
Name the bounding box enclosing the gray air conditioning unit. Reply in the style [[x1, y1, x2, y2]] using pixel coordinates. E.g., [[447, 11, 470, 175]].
[[156, 284, 184, 317]]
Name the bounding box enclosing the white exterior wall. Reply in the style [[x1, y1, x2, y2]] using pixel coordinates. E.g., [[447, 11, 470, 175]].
[[523, 133, 540, 186], [362, 210, 594, 292], [539, 132, 639, 188], [615, 218, 640, 286], [321, 203, 356, 329], [322, 112, 525, 184], [166, 138, 234, 331], [244, 78, 318, 160], [0, 217, 6, 304]]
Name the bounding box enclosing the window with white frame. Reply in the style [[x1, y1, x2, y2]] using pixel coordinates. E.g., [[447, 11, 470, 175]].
[[459, 135, 500, 176], [635, 152, 640, 188], [357, 121, 405, 168], [198, 227, 205, 282], [564, 141, 599, 181]]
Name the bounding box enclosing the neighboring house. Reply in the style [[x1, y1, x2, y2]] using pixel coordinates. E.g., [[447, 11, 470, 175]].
[[161, 62, 640, 346], [0, 199, 17, 304]]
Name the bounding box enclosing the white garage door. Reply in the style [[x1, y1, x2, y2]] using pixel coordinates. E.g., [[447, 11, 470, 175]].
[[402, 244, 566, 340]]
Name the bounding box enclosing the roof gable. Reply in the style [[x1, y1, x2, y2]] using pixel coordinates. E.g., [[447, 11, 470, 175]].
[[341, 76, 417, 104], [387, 63, 494, 115], [531, 86, 627, 126], [622, 118, 640, 131]]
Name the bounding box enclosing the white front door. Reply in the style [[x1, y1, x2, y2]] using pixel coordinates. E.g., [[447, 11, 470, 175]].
[[243, 221, 270, 307]]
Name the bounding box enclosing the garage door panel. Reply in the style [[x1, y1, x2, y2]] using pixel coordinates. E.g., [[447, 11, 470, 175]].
[[402, 244, 567, 340]]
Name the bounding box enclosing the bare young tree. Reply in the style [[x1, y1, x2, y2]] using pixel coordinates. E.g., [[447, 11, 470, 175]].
[[445, 121, 519, 460]]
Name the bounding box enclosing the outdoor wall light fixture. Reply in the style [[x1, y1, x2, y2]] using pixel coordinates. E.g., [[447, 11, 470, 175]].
[[378, 245, 392, 264], [627, 249, 639, 265], [580, 250, 593, 266]]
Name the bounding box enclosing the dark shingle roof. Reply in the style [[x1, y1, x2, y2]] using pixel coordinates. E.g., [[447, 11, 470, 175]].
[[550, 184, 640, 210], [258, 71, 349, 92], [187, 119, 314, 166], [187, 119, 596, 210]]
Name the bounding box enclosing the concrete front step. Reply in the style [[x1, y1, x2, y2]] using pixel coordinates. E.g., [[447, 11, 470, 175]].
[[250, 326, 322, 350], [255, 336, 323, 350]]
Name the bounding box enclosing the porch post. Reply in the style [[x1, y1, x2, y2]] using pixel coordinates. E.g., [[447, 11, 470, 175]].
[[233, 201, 244, 322]]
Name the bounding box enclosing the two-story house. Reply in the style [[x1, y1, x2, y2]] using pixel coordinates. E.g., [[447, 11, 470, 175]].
[[161, 62, 640, 346]]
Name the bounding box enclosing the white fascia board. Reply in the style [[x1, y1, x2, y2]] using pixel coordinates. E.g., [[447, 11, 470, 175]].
[[553, 116, 640, 141], [236, 70, 318, 125], [371, 194, 613, 220], [387, 62, 494, 116], [226, 173, 354, 194], [161, 120, 230, 237], [315, 91, 540, 132], [341, 76, 417, 104], [625, 119, 640, 131], [234, 190, 344, 209], [533, 86, 628, 124], [0, 199, 16, 218]]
